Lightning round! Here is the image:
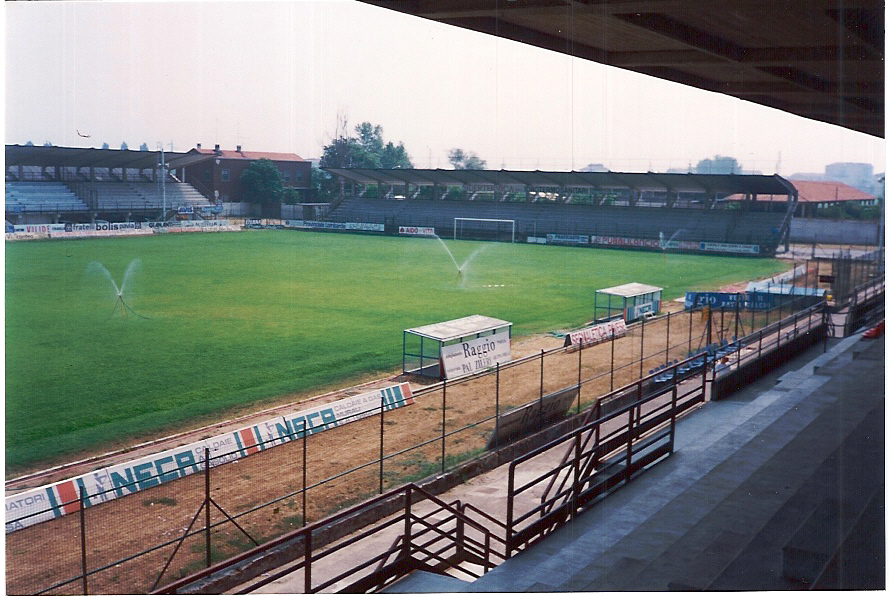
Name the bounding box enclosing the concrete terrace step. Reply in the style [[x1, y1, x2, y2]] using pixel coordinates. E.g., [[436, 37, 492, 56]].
[[612, 391, 878, 591], [559, 387, 850, 591], [382, 570, 471, 593], [464, 336, 869, 593]]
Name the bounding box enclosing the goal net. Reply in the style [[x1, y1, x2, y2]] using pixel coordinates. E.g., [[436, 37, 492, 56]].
[[453, 218, 516, 243]]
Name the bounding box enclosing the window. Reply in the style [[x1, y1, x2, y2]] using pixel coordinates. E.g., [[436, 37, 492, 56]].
[[283, 171, 291, 182], [221, 169, 230, 182], [203, 170, 210, 182], [296, 171, 303, 182]]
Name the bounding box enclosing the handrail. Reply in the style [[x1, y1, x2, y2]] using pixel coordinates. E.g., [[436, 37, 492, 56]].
[[154, 483, 493, 594]]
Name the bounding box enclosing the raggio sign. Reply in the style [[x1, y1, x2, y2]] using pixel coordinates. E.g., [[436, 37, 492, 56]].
[[441, 331, 512, 379]]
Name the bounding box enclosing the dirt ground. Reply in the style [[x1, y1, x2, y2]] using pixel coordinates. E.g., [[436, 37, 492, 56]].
[[8, 262, 832, 594], [5, 302, 736, 594]]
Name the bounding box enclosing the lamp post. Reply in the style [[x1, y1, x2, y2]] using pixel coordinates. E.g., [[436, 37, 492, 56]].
[[157, 143, 167, 221]]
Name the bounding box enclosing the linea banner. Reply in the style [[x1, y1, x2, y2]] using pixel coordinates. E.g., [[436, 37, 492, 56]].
[[564, 319, 628, 347], [5, 383, 414, 533], [441, 331, 512, 379]]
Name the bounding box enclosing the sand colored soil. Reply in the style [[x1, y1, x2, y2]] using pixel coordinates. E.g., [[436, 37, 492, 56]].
[[6, 303, 737, 595]]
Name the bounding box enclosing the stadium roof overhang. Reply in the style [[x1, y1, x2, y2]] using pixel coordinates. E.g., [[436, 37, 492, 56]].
[[323, 168, 797, 196], [5, 144, 204, 171], [360, 0, 884, 138]]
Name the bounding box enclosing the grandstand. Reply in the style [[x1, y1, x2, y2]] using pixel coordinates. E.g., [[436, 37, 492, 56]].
[[322, 169, 797, 256], [6, 145, 217, 224], [5, 181, 88, 215]]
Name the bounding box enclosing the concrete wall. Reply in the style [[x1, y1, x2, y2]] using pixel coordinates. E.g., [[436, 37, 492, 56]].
[[790, 218, 880, 245]]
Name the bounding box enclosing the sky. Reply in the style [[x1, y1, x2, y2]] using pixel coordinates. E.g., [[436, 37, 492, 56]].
[[4, 0, 886, 177]]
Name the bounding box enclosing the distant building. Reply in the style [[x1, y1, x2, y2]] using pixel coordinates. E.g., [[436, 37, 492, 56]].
[[730, 179, 877, 218], [181, 144, 311, 204], [826, 162, 874, 193]]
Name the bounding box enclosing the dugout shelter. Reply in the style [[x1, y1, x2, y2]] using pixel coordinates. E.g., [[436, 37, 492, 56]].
[[594, 282, 663, 323], [403, 314, 512, 380]]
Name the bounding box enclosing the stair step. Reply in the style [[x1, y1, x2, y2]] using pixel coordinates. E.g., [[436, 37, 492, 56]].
[[563, 359, 873, 591], [381, 570, 470, 593]]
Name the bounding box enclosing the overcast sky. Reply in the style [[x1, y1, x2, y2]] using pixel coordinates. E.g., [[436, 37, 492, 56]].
[[5, 0, 886, 176]]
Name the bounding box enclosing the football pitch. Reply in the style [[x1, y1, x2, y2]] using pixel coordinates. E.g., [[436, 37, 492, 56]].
[[5, 230, 789, 472]]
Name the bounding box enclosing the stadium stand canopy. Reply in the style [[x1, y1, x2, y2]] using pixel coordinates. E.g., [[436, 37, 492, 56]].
[[322, 168, 797, 198], [5, 144, 201, 172], [361, 0, 884, 138]]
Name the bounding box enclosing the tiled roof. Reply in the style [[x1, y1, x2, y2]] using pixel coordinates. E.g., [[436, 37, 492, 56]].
[[728, 179, 875, 203], [789, 180, 875, 203], [191, 148, 306, 162]]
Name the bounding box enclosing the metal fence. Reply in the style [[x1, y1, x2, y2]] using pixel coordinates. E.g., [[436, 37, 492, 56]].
[[1, 282, 857, 594], [152, 299, 839, 595]]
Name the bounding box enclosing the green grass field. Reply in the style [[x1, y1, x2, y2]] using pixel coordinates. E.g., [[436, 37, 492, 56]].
[[5, 231, 790, 472]]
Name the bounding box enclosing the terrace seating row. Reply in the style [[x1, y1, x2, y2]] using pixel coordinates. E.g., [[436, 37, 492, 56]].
[[326, 197, 784, 249], [93, 182, 212, 212], [649, 337, 742, 385], [5, 181, 88, 213]]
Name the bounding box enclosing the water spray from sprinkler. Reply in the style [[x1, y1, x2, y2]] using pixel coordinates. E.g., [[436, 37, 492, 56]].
[[87, 259, 149, 319]]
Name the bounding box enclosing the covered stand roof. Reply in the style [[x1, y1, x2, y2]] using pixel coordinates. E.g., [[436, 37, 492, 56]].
[[5, 144, 209, 171], [323, 168, 797, 196], [598, 282, 663, 298], [361, 0, 883, 138], [406, 314, 512, 342]]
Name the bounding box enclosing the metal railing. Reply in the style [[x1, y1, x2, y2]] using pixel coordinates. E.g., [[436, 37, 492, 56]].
[[2, 292, 852, 594], [153, 483, 495, 594]]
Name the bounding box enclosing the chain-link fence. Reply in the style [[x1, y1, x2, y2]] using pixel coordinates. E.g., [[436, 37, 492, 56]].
[[4, 281, 860, 594]]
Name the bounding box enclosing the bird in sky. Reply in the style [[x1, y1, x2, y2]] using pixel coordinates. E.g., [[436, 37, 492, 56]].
[[77, 129, 91, 138]]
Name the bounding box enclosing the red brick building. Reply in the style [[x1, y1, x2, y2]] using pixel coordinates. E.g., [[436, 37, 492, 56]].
[[181, 144, 311, 205]]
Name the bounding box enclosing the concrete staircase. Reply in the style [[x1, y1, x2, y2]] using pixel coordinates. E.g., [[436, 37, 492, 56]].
[[388, 334, 883, 592]]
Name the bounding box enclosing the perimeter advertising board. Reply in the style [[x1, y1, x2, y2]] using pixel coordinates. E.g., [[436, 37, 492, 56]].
[[564, 319, 627, 347], [685, 291, 822, 311], [5, 383, 413, 533], [486, 387, 578, 448], [399, 226, 436, 236], [440, 331, 512, 379]]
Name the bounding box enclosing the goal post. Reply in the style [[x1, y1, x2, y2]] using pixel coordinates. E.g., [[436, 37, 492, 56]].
[[453, 218, 516, 243]]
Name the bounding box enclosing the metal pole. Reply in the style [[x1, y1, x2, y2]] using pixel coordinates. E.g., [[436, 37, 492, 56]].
[[80, 486, 88, 595], [305, 526, 312, 593], [441, 381, 447, 474], [302, 421, 307, 527], [610, 330, 616, 392], [539, 349, 545, 427], [205, 447, 211, 569], [379, 398, 385, 494], [665, 310, 671, 364], [639, 315, 646, 378], [577, 339, 583, 414], [495, 363, 500, 450]]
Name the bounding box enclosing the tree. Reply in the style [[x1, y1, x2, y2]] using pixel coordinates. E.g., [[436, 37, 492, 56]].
[[317, 117, 413, 200], [240, 158, 284, 212], [139, 143, 149, 151], [120, 141, 129, 150], [695, 155, 741, 174], [448, 148, 486, 170]]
